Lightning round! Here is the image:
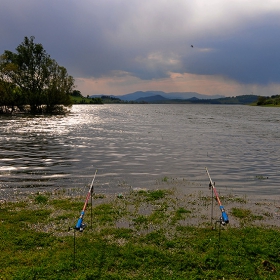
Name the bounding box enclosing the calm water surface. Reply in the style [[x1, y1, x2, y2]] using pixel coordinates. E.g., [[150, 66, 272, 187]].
[[0, 104, 279, 199]]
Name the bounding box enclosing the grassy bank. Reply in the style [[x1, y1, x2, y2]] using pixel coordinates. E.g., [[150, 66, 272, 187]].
[[1, 187, 280, 279]]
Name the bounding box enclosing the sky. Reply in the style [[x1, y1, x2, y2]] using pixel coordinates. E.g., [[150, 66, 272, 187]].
[[1, 0, 280, 97]]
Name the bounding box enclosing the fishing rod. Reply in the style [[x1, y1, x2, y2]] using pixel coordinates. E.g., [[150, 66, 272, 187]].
[[205, 167, 229, 225], [74, 170, 97, 232]]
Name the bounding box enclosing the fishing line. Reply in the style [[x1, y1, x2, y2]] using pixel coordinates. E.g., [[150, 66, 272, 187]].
[[68, 170, 97, 268], [206, 167, 229, 265], [74, 170, 97, 232], [206, 167, 229, 225]]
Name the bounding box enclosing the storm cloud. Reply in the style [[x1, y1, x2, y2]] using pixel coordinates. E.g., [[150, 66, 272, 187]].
[[1, 0, 280, 96]]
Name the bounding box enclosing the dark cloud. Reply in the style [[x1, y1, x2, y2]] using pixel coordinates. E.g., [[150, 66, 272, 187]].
[[182, 14, 280, 85], [1, 0, 280, 87]]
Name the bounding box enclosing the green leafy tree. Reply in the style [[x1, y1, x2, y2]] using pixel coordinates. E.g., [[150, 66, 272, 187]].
[[71, 90, 83, 97], [43, 59, 74, 113], [0, 59, 25, 113], [257, 96, 267, 106], [0, 36, 74, 114]]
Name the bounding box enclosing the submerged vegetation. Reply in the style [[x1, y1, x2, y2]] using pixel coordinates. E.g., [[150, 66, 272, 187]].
[[1, 188, 280, 279], [0, 36, 74, 114]]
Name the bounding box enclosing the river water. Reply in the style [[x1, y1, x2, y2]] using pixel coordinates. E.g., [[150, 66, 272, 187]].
[[0, 104, 279, 199]]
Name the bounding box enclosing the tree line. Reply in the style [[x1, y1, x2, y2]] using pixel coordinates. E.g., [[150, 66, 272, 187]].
[[256, 95, 280, 106], [71, 90, 104, 104], [0, 36, 75, 114]]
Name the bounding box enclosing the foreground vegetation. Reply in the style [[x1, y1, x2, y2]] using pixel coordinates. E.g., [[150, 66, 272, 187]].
[[1, 188, 279, 279]]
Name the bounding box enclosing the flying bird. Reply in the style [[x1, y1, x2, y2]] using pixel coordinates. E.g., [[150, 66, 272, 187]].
[[191, 45, 193, 48]]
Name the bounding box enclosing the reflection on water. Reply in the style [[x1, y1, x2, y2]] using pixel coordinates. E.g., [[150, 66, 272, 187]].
[[0, 104, 279, 199]]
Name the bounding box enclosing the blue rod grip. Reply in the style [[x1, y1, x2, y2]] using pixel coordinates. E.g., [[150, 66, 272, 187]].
[[220, 206, 229, 224], [75, 211, 85, 229]]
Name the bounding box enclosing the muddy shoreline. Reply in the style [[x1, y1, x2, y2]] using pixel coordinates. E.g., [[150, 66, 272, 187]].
[[2, 179, 280, 229]]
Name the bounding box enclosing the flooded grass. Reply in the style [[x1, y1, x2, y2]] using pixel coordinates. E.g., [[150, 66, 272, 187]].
[[0, 189, 280, 279]]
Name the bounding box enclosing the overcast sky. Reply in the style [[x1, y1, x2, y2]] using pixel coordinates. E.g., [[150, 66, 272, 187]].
[[1, 0, 280, 97]]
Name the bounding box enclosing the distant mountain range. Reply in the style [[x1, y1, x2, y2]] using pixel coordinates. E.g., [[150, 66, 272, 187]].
[[90, 91, 259, 104], [90, 91, 224, 101]]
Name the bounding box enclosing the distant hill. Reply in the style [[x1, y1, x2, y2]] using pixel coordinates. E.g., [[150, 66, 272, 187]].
[[90, 91, 224, 101], [89, 92, 259, 105], [132, 94, 258, 105], [210, 95, 259, 104], [142, 94, 258, 105], [136, 95, 168, 102], [117, 91, 224, 101]]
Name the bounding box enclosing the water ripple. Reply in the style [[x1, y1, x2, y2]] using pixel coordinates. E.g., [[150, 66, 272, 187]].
[[0, 104, 279, 199]]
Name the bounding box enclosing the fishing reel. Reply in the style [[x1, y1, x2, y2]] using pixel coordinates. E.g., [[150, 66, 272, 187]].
[[219, 216, 227, 226], [78, 223, 87, 232], [69, 222, 87, 232]]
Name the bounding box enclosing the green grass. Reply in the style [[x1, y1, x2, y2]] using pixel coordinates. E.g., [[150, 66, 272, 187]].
[[231, 207, 264, 223], [0, 190, 279, 279], [143, 189, 169, 201], [71, 95, 103, 104], [34, 194, 49, 204]]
